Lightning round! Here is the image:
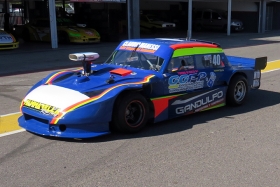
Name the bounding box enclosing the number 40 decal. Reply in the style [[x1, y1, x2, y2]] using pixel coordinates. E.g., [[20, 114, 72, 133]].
[[212, 54, 221, 66]]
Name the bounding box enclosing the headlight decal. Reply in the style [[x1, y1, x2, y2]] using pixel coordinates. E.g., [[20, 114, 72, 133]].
[[50, 75, 155, 124]]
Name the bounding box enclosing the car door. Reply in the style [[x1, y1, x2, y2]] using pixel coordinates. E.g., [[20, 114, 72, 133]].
[[164, 55, 200, 95], [31, 20, 51, 41], [210, 11, 224, 30]]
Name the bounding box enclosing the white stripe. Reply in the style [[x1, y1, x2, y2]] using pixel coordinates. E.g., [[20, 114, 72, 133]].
[[0, 129, 25, 138], [0, 112, 21, 117], [267, 60, 280, 63], [171, 88, 219, 105], [263, 68, 280, 73]]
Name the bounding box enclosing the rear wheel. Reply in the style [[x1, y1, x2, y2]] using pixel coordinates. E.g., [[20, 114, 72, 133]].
[[226, 75, 248, 106], [112, 92, 149, 133]]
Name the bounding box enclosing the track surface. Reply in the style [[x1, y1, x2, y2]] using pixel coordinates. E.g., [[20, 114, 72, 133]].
[[1, 32, 280, 187]]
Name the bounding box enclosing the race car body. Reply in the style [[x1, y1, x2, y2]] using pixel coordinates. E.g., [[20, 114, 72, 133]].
[[21, 18, 100, 43], [18, 38, 267, 138], [0, 30, 19, 50]]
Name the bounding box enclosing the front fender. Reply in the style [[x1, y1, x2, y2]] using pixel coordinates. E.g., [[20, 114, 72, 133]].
[[51, 83, 146, 125]]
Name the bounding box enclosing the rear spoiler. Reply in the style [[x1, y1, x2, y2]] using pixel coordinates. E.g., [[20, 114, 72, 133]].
[[255, 56, 267, 70], [227, 56, 267, 70]]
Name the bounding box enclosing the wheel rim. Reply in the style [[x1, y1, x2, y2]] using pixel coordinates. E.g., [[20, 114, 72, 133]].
[[234, 81, 246, 102], [125, 100, 144, 127]]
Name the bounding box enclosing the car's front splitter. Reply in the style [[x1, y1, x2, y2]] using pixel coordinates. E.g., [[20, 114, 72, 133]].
[[18, 115, 110, 139], [0, 42, 19, 50]]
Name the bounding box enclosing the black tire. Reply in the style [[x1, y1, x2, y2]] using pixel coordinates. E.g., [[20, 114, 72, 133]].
[[112, 92, 149, 133], [22, 29, 30, 42], [226, 75, 248, 106], [58, 32, 70, 44]]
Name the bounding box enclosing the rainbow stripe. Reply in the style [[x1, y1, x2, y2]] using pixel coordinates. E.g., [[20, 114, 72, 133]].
[[45, 68, 82, 85], [50, 75, 155, 124], [45, 71, 72, 85]]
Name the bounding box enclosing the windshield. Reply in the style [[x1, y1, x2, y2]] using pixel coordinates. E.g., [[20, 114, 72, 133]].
[[104, 50, 164, 71], [147, 15, 162, 22]]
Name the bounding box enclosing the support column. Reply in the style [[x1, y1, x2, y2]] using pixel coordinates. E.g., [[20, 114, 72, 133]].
[[127, 0, 140, 39], [187, 0, 192, 40], [261, 0, 267, 33], [227, 0, 232, 36], [48, 0, 58, 48]]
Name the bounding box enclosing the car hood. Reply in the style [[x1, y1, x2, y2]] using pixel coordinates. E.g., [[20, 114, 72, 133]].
[[63, 27, 99, 37], [22, 66, 156, 113], [0, 31, 14, 43]]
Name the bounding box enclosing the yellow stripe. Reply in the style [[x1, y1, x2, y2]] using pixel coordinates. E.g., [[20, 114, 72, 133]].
[[0, 113, 22, 134], [262, 60, 280, 73]]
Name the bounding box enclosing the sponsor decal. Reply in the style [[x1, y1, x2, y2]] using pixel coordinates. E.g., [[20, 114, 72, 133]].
[[120, 41, 160, 53], [168, 72, 216, 93], [0, 36, 12, 40], [23, 99, 61, 116], [177, 69, 199, 75], [85, 31, 93, 35], [214, 69, 224, 72], [174, 90, 224, 114]]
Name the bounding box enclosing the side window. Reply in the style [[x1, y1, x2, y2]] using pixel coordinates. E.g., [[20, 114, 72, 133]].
[[203, 11, 211, 19], [167, 56, 194, 73], [195, 53, 227, 69], [212, 12, 220, 20]]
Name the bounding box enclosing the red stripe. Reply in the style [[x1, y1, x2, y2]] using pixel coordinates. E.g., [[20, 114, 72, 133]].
[[170, 43, 218, 50]]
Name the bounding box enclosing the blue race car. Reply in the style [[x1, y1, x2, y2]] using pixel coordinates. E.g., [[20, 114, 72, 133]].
[[18, 38, 267, 138]]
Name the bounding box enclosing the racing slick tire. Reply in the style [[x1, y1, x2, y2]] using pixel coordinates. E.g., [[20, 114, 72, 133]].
[[226, 75, 248, 106], [112, 92, 149, 133]]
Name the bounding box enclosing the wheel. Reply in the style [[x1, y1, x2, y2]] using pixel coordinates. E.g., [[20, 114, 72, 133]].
[[112, 92, 149, 133], [226, 75, 248, 106], [58, 32, 70, 44], [22, 29, 30, 42]]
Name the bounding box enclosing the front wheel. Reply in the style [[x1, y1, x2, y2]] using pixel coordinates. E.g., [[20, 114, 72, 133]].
[[226, 75, 248, 106], [112, 92, 149, 133]]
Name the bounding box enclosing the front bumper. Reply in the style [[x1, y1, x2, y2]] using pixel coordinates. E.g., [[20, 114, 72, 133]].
[[231, 25, 244, 31], [70, 38, 100, 44], [18, 114, 110, 139], [0, 42, 19, 50]]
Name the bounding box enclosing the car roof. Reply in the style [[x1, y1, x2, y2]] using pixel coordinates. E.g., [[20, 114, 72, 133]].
[[124, 38, 221, 48]]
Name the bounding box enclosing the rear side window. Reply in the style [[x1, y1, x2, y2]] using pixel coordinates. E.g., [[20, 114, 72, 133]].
[[212, 12, 220, 20], [195, 53, 228, 69]]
